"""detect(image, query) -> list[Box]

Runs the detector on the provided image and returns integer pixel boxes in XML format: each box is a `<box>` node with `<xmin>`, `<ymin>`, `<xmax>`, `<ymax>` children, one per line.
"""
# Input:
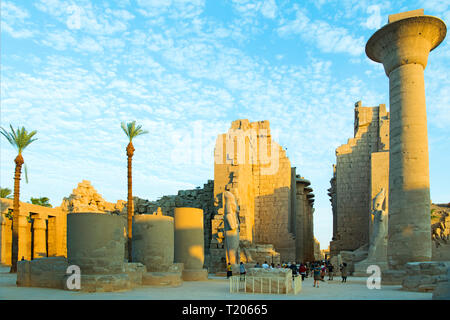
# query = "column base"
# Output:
<box><xmin>66</xmin><ymin>273</ymin><xmax>132</xmax><ymax>292</ymax></box>
<box><xmin>215</xmin><ymin>272</ymin><xmax>227</xmax><ymax>277</ymax></box>
<box><xmin>182</xmin><ymin>268</ymin><xmax>209</xmax><ymax>281</ymax></box>
<box><xmin>433</xmin><ymin>281</ymin><xmax>450</xmax><ymax>300</ymax></box>
<box><xmin>381</xmin><ymin>269</ymin><xmax>407</xmax><ymax>285</ymax></box>
<box><xmin>353</xmin><ymin>260</ymin><xmax>388</xmax><ymax>277</ymax></box>
<box><xmin>142</xmin><ymin>271</ymin><xmax>183</xmax><ymax>287</ymax></box>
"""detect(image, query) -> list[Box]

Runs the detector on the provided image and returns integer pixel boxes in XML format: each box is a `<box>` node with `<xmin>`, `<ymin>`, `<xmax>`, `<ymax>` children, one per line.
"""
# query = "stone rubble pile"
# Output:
<box><xmin>60</xmin><ymin>180</ymin><xmax>125</xmax><ymax>214</ymax></box>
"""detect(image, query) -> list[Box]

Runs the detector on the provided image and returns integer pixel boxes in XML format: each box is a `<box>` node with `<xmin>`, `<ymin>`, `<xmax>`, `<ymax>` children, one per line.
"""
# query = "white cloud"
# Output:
<box><xmin>261</xmin><ymin>0</ymin><xmax>278</xmax><ymax>19</ymax></box>
<box><xmin>232</xmin><ymin>0</ymin><xmax>278</xmax><ymax>20</ymax></box>
<box><xmin>277</xmin><ymin>7</ymin><xmax>365</xmax><ymax>56</ymax></box>
<box><xmin>1</xmin><ymin>1</ymin><xmax>35</xmax><ymax>38</ymax></box>
<box><xmin>137</xmin><ymin>0</ymin><xmax>205</xmax><ymax>20</ymax></box>
<box><xmin>35</xmin><ymin>0</ymin><xmax>133</xmax><ymax>35</ymax></box>
<box><xmin>34</xmin><ymin>0</ymin><xmax>68</xmax><ymax>16</ymax></box>
<box><xmin>419</xmin><ymin>0</ymin><xmax>450</xmax><ymax>23</ymax></box>
<box><xmin>77</xmin><ymin>37</ymin><xmax>104</xmax><ymax>53</ymax></box>
<box><xmin>361</xmin><ymin>4</ymin><xmax>383</xmax><ymax>30</ymax></box>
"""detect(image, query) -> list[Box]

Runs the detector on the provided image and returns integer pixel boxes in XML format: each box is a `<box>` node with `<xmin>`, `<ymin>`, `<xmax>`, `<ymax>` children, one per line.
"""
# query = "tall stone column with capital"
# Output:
<box><xmin>366</xmin><ymin>10</ymin><xmax>446</xmax><ymax>268</ymax></box>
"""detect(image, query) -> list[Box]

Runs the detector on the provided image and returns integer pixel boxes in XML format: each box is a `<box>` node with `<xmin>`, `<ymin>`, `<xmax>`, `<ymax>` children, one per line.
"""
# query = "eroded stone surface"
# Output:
<box><xmin>330</xmin><ymin>102</ymin><xmax>389</xmax><ymax>256</ymax></box>
<box><xmin>61</xmin><ymin>180</ymin><xmax>124</xmax><ymax>214</ymax></box>
<box><xmin>67</xmin><ymin>213</ymin><xmax>125</xmax><ymax>275</ymax></box>
<box><xmin>17</xmin><ymin>257</ymin><xmax>68</xmax><ymax>289</ymax></box>
<box><xmin>402</xmin><ymin>262</ymin><xmax>449</xmax><ymax>292</ymax></box>
<box><xmin>132</xmin><ymin>214</ymin><xmax>175</xmax><ymax>272</ymax></box>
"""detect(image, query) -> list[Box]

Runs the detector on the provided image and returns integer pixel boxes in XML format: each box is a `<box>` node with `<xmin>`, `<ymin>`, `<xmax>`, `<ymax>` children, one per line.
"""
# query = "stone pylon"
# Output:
<box><xmin>366</xmin><ymin>9</ymin><xmax>446</xmax><ymax>269</ymax></box>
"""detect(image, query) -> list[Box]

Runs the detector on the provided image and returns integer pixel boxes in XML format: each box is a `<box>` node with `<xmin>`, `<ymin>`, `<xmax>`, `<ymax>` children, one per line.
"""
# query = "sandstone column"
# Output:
<box><xmin>17</xmin><ymin>215</ymin><xmax>30</xmax><ymax>261</ymax></box>
<box><xmin>295</xmin><ymin>178</ymin><xmax>307</xmax><ymax>262</ymax></box>
<box><xmin>32</xmin><ymin>217</ymin><xmax>47</xmax><ymax>259</ymax></box>
<box><xmin>174</xmin><ymin>207</ymin><xmax>208</xmax><ymax>281</ymax></box>
<box><xmin>132</xmin><ymin>214</ymin><xmax>174</xmax><ymax>270</ymax></box>
<box><xmin>66</xmin><ymin>213</ymin><xmax>134</xmax><ymax>292</ymax></box>
<box><xmin>308</xmin><ymin>201</ymin><xmax>315</xmax><ymax>262</ymax></box>
<box><xmin>132</xmin><ymin>214</ymin><xmax>183</xmax><ymax>287</ymax></box>
<box><xmin>366</xmin><ymin>10</ymin><xmax>446</xmax><ymax>268</ymax></box>
<box><xmin>67</xmin><ymin>213</ymin><xmax>125</xmax><ymax>274</ymax></box>
<box><xmin>0</xmin><ymin>216</ymin><xmax>12</xmax><ymax>265</ymax></box>
<box><xmin>304</xmin><ymin>186</ymin><xmax>314</xmax><ymax>262</ymax></box>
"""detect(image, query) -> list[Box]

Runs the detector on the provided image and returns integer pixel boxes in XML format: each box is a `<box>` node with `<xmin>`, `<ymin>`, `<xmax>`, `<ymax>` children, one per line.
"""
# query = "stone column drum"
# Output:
<box><xmin>366</xmin><ymin>11</ymin><xmax>446</xmax><ymax>268</ymax></box>
<box><xmin>132</xmin><ymin>214</ymin><xmax>174</xmax><ymax>270</ymax></box>
<box><xmin>174</xmin><ymin>207</ymin><xmax>208</xmax><ymax>281</ymax></box>
<box><xmin>132</xmin><ymin>214</ymin><xmax>182</xmax><ymax>286</ymax></box>
<box><xmin>67</xmin><ymin>213</ymin><xmax>125</xmax><ymax>274</ymax></box>
<box><xmin>67</xmin><ymin>213</ymin><xmax>131</xmax><ymax>291</ymax></box>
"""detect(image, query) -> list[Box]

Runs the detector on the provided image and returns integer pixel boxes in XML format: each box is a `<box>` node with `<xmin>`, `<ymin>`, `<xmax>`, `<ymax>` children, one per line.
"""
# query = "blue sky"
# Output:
<box><xmin>1</xmin><ymin>0</ymin><xmax>449</xmax><ymax>250</ymax></box>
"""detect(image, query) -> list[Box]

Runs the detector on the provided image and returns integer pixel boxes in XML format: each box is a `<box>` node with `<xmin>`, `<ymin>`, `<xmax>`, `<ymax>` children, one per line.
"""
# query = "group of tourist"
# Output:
<box><xmin>301</xmin><ymin>260</ymin><xmax>349</xmax><ymax>287</ymax></box>
<box><xmin>226</xmin><ymin>260</ymin><xmax>349</xmax><ymax>286</ymax></box>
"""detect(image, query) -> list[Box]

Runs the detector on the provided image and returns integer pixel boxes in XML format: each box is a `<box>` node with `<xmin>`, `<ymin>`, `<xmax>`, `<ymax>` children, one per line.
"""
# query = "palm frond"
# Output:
<box><xmin>0</xmin><ymin>187</ymin><xmax>13</xmax><ymax>199</ymax></box>
<box><xmin>0</xmin><ymin>125</ymin><xmax>38</xmax><ymax>154</ymax></box>
<box><xmin>121</xmin><ymin>121</ymin><xmax>148</xmax><ymax>141</ymax></box>
<box><xmin>0</xmin><ymin>126</ymin><xmax>15</xmax><ymax>146</ymax></box>
<box><xmin>121</xmin><ymin>121</ymin><xmax>130</xmax><ymax>137</ymax></box>
<box><xmin>24</xmin><ymin>163</ymin><xmax>29</xmax><ymax>184</ymax></box>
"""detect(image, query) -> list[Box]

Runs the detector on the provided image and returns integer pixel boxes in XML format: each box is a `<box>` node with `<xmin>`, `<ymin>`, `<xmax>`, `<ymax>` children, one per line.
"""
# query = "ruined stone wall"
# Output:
<box><xmin>253</xmin><ymin>139</ymin><xmax>295</xmax><ymax>260</ymax></box>
<box><xmin>210</xmin><ymin>120</ymin><xmax>296</xmax><ymax>265</ymax></box>
<box><xmin>132</xmin><ymin>180</ymin><xmax>215</xmax><ymax>256</ymax></box>
<box><xmin>330</xmin><ymin>101</ymin><xmax>390</xmax><ymax>255</ymax></box>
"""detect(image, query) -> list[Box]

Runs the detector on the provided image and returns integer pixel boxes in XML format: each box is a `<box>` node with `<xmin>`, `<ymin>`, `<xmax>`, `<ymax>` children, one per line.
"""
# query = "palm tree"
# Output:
<box><xmin>30</xmin><ymin>197</ymin><xmax>52</xmax><ymax>208</ymax></box>
<box><xmin>121</xmin><ymin>121</ymin><xmax>148</xmax><ymax>262</ymax></box>
<box><xmin>0</xmin><ymin>187</ymin><xmax>13</xmax><ymax>199</ymax></box>
<box><xmin>0</xmin><ymin>125</ymin><xmax>37</xmax><ymax>273</ymax></box>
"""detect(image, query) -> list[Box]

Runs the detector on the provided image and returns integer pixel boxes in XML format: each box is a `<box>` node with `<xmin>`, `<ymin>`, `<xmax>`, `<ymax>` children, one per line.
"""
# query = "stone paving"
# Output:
<box><xmin>0</xmin><ymin>266</ymin><xmax>431</xmax><ymax>300</ymax></box>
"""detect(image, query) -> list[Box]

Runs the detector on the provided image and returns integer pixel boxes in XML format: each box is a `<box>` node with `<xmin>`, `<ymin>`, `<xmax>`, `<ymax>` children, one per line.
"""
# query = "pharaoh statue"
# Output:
<box><xmin>367</xmin><ymin>188</ymin><xmax>388</xmax><ymax>261</ymax></box>
<box><xmin>223</xmin><ymin>184</ymin><xmax>240</xmax><ymax>266</ymax></box>
<box><xmin>153</xmin><ymin>207</ymin><xmax>163</xmax><ymax>215</ymax></box>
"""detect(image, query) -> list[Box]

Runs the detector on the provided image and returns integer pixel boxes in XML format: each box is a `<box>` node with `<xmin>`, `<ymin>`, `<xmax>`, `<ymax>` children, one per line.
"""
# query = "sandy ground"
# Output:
<box><xmin>0</xmin><ymin>266</ymin><xmax>432</xmax><ymax>300</ymax></box>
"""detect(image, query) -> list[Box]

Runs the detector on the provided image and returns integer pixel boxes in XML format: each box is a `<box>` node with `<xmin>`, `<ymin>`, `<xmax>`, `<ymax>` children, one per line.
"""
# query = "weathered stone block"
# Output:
<box><xmin>244</xmin><ymin>268</ymin><xmax>293</xmax><ymax>294</ymax></box>
<box><xmin>402</xmin><ymin>262</ymin><xmax>450</xmax><ymax>292</ymax></box>
<box><xmin>124</xmin><ymin>262</ymin><xmax>147</xmax><ymax>287</ymax></box>
<box><xmin>17</xmin><ymin>257</ymin><xmax>69</xmax><ymax>289</ymax></box>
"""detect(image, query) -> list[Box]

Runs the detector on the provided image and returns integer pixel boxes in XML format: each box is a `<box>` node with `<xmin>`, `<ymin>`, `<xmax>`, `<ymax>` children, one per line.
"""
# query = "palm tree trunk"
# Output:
<box><xmin>126</xmin><ymin>142</ymin><xmax>135</xmax><ymax>262</ymax></box>
<box><xmin>10</xmin><ymin>154</ymin><xmax>24</xmax><ymax>273</ymax></box>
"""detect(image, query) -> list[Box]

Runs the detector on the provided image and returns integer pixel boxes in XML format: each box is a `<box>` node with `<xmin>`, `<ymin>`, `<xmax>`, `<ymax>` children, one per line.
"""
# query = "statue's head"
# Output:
<box><xmin>225</xmin><ymin>184</ymin><xmax>231</xmax><ymax>191</ymax></box>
